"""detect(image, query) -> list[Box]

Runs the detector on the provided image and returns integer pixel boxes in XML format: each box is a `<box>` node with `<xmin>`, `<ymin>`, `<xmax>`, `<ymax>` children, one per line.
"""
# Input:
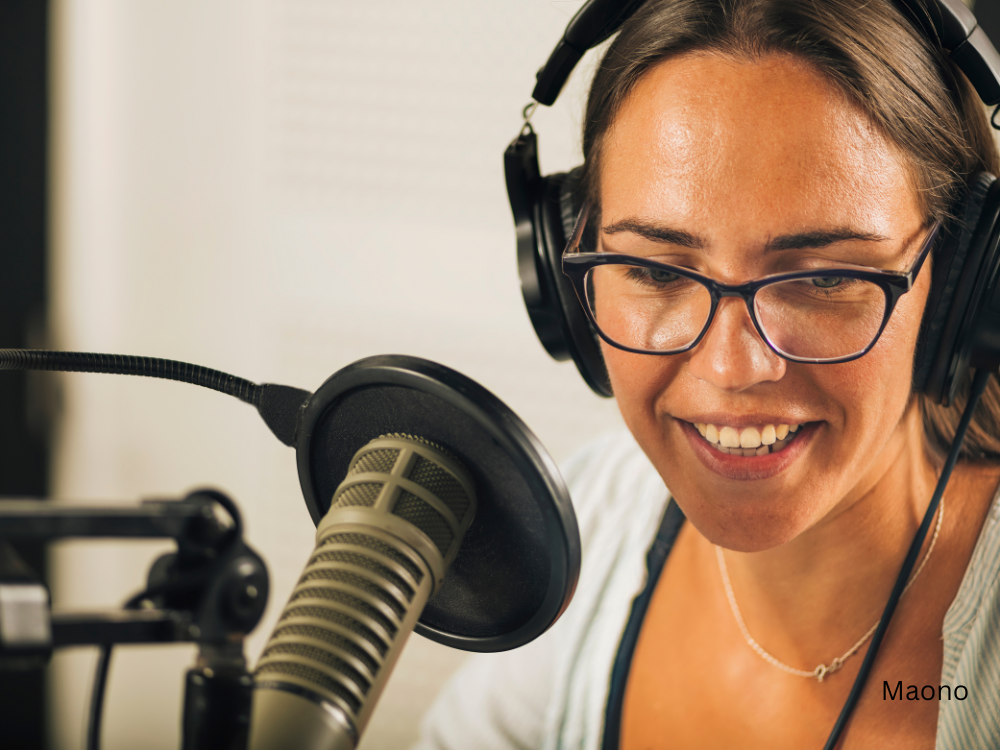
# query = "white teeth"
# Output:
<box><xmin>691</xmin><ymin>421</ymin><xmax>805</xmax><ymax>457</ymax></box>
<box><xmin>720</xmin><ymin>426</ymin><xmax>741</xmax><ymax>448</ymax></box>
<box><xmin>740</xmin><ymin>427</ymin><xmax>762</xmax><ymax>449</ymax></box>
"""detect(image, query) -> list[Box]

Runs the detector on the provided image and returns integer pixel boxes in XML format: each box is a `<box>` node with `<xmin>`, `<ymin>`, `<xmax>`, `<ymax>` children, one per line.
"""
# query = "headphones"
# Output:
<box><xmin>505</xmin><ymin>0</ymin><xmax>1000</xmax><ymax>406</ymax></box>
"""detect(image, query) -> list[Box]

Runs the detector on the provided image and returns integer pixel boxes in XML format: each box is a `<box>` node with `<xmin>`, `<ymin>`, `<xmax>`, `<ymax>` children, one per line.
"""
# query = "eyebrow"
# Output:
<box><xmin>602</xmin><ymin>219</ymin><xmax>703</xmax><ymax>248</ymax></box>
<box><xmin>601</xmin><ymin>218</ymin><xmax>891</xmax><ymax>253</ymax></box>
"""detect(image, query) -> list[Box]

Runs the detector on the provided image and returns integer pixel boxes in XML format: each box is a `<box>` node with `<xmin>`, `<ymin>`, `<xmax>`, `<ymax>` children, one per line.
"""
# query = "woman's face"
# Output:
<box><xmin>599</xmin><ymin>52</ymin><xmax>932</xmax><ymax>552</ymax></box>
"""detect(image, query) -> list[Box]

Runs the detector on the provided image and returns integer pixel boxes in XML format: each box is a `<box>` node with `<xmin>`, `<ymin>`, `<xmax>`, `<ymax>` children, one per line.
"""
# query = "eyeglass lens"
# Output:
<box><xmin>585</xmin><ymin>265</ymin><xmax>889</xmax><ymax>361</ymax></box>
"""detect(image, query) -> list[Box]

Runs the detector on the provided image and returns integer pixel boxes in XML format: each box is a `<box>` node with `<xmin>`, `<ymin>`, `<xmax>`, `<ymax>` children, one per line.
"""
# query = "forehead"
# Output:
<box><xmin>600</xmin><ymin>52</ymin><xmax>919</xmax><ymax>239</ymax></box>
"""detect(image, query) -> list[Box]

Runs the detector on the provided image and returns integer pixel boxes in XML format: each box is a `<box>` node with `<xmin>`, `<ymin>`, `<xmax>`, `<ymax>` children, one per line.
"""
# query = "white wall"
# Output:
<box><xmin>47</xmin><ymin>2</ymin><xmax>623</xmax><ymax>749</ymax></box>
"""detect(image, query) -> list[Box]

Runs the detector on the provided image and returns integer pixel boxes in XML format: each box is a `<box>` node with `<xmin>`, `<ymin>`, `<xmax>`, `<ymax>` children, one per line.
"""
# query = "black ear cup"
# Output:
<box><xmin>539</xmin><ymin>168</ymin><xmax>613</xmax><ymax>397</ymax></box>
<box><xmin>505</xmin><ymin>130</ymin><xmax>612</xmax><ymax>397</ymax></box>
<box><xmin>917</xmin><ymin>172</ymin><xmax>1000</xmax><ymax>405</ymax></box>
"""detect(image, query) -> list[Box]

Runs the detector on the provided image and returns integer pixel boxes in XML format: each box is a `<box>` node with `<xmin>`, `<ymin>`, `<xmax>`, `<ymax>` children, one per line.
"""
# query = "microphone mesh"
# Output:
<box><xmin>311</xmin><ymin>549</ymin><xmax>415</xmax><ymax>601</ymax></box>
<box><xmin>278</xmin><ymin>604</ymin><xmax>388</xmax><ymax>656</ymax></box>
<box><xmin>349</xmin><ymin>449</ymin><xmax>398</xmax><ymax>476</ymax></box>
<box><xmin>254</xmin><ymin>434</ymin><xmax>475</xmax><ymax>736</ymax></box>
<box><xmin>333</xmin><ymin>483</ymin><xmax>383</xmax><ymax>508</ymax></box>
<box><xmin>392</xmin><ymin>491</ymin><xmax>454</xmax><ymax>553</ymax></box>
<box><xmin>409</xmin><ymin>456</ymin><xmax>472</xmax><ymax>518</ymax></box>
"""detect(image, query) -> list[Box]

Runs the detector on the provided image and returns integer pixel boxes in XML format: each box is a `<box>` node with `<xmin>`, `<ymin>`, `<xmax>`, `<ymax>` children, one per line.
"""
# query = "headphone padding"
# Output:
<box><xmin>916</xmin><ymin>172</ymin><xmax>997</xmax><ymax>402</ymax></box>
<box><xmin>538</xmin><ymin>168</ymin><xmax>612</xmax><ymax>397</ymax></box>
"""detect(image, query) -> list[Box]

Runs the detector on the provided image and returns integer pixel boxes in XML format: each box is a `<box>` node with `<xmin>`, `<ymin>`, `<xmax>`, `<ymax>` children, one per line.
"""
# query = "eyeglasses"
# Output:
<box><xmin>562</xmin><ymin>203</ymin><xmax>941</xmax><ymax>364</ymax></box>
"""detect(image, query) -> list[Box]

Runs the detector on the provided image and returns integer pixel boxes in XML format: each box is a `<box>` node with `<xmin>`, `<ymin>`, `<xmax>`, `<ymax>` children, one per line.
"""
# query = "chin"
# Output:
<box><xmin>670</xmin><ymin>482</ymin><xmax>826</xmax><ymax>553</ymax></box>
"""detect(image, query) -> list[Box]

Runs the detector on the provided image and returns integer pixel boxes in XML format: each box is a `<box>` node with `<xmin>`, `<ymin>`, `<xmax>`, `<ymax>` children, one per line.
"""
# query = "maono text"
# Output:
<box><xmin>884</xmin><ymin>681</ymin><xmax>969</xmax><ymax>701</ymax></box>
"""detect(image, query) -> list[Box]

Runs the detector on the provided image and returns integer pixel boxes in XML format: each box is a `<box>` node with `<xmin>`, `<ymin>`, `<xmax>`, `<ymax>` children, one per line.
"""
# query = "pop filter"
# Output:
<box><xmin>294</xmin><ymin>354</ymin><xmax>580</xmax><ymax>652</ymax></box>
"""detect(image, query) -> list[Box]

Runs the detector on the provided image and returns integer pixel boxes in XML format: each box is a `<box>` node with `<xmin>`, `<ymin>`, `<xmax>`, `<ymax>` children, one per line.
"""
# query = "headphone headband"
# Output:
<box><xmin>532</xmin><ymin>0</ymin><xmax>1000</xmax><ymax>107</ymax></box>
<box><xmin>532</xmin><ymin>0</ymin><xmax>645</xmax><ymax>105</ymax></box>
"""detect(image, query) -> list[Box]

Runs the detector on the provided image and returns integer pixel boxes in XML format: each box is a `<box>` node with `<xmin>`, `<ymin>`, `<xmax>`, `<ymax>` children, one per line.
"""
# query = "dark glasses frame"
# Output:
<box><xmin>562</xmin><ymin>203</ymin><xmax>942</xmax><ymax>364</ymax></box>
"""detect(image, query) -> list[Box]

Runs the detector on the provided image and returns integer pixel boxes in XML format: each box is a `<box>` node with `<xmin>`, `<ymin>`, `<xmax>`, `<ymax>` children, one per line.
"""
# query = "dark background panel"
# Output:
<box><xmin>0</xmin><ymin>0</ymin><xmax>51</xmax><ymax>748</ymax></box>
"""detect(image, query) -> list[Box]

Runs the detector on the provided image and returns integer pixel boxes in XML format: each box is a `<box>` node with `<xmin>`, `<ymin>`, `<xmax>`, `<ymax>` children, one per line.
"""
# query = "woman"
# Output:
<box><xmin>416</xmin><ymin>0</ymin><xmax>1000</xmax><ymax>747</ymax></box>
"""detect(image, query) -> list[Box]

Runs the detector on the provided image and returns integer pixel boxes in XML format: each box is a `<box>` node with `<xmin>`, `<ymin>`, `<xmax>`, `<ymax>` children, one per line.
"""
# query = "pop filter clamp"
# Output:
<box><xmin>0</xmin><ymin>489</ymin><xmax>269</xmax><ymax>750</ymax></box>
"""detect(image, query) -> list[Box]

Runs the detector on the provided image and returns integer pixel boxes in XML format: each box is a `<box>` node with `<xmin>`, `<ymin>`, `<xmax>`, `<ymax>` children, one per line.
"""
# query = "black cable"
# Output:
<box><xmin>822</xmin><ymin>368</ymin><xmax>992</xmax><ymax>750</ymax></box>
<box><xmin>0</xmin><ymin>349</ymin><xmax>263</xmax><ymax>406</ymax></box>
<box><xmin>86</xmin><ymin>645</ymin><xmax>113</xmax><ymax>750</ymax></box>
<box><xmin>87</xmin><ymin>593</ymin><xmax>154</xmax><ymax>750</ymax></box>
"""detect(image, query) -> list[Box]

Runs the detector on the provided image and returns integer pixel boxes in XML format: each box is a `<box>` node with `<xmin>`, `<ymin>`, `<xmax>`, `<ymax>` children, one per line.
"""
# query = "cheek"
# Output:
<box><xmin>603</xmin><ymin>343</ymin><xmax>677</xmax><ymax>430</ymax></box>
<box><xmin>866</xmin><ymin>265</ymin><xmax>928</xmax><ymax>383</ymax></box>
<box><xmin>811</xmin><ymin>270</ymin><xmax>930</xmax><ymax>430</ymax></box>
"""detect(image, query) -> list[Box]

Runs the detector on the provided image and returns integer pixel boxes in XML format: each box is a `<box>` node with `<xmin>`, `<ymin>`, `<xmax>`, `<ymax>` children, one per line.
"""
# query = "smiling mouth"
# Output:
<box><xmin>690</xmin><ymin>421</ymin><xmax>803</xmax><ymax>457</ymax></box>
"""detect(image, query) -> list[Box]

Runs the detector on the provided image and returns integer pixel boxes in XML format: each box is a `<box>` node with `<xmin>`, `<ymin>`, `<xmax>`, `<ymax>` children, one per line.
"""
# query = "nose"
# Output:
<box><xmin>685</xmin><ymin>297</ymin><xmax>786</xmax><ymax>391</ymax></box>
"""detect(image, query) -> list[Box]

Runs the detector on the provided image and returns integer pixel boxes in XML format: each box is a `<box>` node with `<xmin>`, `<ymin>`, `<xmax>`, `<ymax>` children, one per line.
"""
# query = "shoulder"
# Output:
<box><xmin>939</xmin><ymin>470</ymin><xmax>1000</xmax><ymax>748</ymax></box>
<box><xmin>527</xmin><ymin>430</ymin><xmax>670</xmax><ymax>749</ymax></box>
<box><xmin>560</xmin><ymin>428</ymin><xmax>668</xmax><ymax>547</ymax></box>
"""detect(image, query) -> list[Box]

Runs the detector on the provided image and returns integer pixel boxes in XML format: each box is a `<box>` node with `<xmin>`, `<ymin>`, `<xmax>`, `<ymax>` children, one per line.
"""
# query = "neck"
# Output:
<box><xmin>708</xmin><ymin>400</ymin><xmax>940</xmax><ymax>663</ymax></box>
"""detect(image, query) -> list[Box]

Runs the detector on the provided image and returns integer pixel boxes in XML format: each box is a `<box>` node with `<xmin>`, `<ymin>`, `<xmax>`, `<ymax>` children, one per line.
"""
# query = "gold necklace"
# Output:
<box><xmin>715</xmin><ymin>498</ymin><xmax>944</xmax><ymax>682</ymax></box>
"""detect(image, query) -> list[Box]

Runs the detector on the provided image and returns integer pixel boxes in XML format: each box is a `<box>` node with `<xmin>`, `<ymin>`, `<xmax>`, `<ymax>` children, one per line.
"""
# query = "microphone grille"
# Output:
<box><xmin>407</xmin><ymin>455</ymin><xmax>473</xmax><ymax>519</ymax></box>
<box><xmin>329</xmin><ymin>434</ymin><xmax>475</xmax><ymax>560</ymax></box>
<box><xmin>348</xmin><ymin>448</ymin><xmax>399</xmax><ymax>476</ymax></box>
<box><xmin>332</xmin><ymin>483</ymin><xmax>382</xmax><ymax>508</ymax></box>
<box><xmin>253</xmin><ymin>434</ymin><xmax>477</xmax><ymax>736</ymax></box>
<box><xmin>392</xmin><ymin>491</ymin><xmax>455</xmax><ymax>554</ymax></box>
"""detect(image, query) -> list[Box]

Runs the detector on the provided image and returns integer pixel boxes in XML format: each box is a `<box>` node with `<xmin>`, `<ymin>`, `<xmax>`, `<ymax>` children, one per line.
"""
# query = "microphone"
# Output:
<box><xmin>250</xmin><ymin>433</ymin><xmax>476</xmax><ymax>749</ymax></box>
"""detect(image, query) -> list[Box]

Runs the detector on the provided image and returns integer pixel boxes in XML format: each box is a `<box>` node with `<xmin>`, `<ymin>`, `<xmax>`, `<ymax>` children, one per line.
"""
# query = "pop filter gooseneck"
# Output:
<box><xmin>0</xmin><ymin>349</ymin><xmax>310</xmax><ymax>447</ymax></box>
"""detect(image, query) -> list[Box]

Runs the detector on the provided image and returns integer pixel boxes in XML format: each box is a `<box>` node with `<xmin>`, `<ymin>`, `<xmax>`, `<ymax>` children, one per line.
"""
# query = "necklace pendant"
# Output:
<box><xmin>814</xmin><ymin>664</ymin><xmax>828</xmax><ymax>682</ymax></box>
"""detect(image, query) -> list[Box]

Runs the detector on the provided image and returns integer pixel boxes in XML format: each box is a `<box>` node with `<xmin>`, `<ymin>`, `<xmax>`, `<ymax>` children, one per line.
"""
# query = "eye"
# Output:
<box><xmin>623</xmin><ymin>266</ymin><xmax>681</xmax><ymax>287</ymax></box>
<box><xmin>649</xmin><ymin>268</ymin><xmax>679</xmax><ymax>284</ymax></box>
<box><xmin>811</xmin><ymin>276</ymin><xmax>844</xmax><ymax>289</ymax></box>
